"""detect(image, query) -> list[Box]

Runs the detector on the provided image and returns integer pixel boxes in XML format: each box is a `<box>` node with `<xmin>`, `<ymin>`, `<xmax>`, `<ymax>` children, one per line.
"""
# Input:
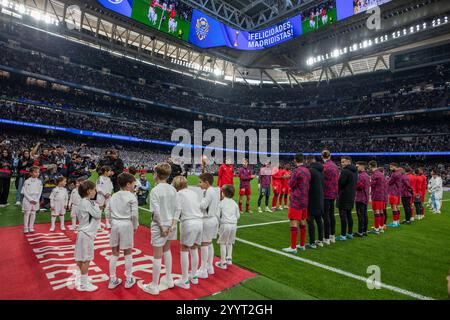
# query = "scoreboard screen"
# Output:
<box><xmin>97</xmin><ymin>0</ymin><xmax>391</xmax><ymax>51</ymax></box>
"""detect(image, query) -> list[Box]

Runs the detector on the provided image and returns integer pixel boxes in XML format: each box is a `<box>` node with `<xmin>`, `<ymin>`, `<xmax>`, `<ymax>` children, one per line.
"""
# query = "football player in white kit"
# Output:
<box><xmin>216</xmin><ymin>184</ymin><xmax>240</xmax><ymax>269</ymax></box>
<box><xmin>141</xmin><ymin>163</ymin><xmax>178</xmax><ymax>295</ymax></box>
<box><xmin>49</xmin><ymin>176</ymin><xmax>69</xmax><ymax>232</ymax></box>
<box><xmin>197</xmin><ymin>173</ymin><xmax>220</xmax><ymax>279</ymax></box>
<box><xmin>106</xmin><ymin>173</ymin><xmax>139</xmax><ymax>290</ymax></box>
<box><xmin>96</xmin><ymin>166</ymin><xmax>113</xmax><ymax>229</ymax></box>
<box><xmin>22</xmin><ymin>166</ymin><xmax>42</xmax><ymax>234</ymax></box>
<box><xmin>68</xmin><ymin>177</ymin><xmax>84</xmax><ymax>230</ymax></box>
<box><xmin>429</xmin><ymin>169</ymin><xmax>443</xmax><ymax>214</ymax></box>
<box><xmin>172</xmin><ymin>176</ymin><xmax>204</xmax><ymax>289</ymax></box>
<box><xmin>74</xmin><ymin>180</ymin><xmax>101</xmax><ymax>292</ymax></box>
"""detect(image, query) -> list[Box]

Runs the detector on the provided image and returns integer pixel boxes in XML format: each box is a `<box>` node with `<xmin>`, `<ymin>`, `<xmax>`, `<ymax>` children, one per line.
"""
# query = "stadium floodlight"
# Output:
<box><xmin>1</xmin><ymin>0</ymin><xmax>7</xmax><ymax>7</ymax></box>
<box><xmin>18</xmin><ymin>4</ymin><xmax>25</xmax><ymax>14</ymax></box>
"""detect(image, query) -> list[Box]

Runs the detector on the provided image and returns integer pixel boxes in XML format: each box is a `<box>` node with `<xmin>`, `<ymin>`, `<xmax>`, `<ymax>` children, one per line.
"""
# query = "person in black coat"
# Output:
<box><xmin>306</xmin><ymin>156</ymin><xmax>324</xmax><ymax>248</ymax></box>
<box><xmin>109</xmin><ymin>150</ymin><xmax>124</xmax><ymax>192</ymax></box>
<box><xmin>336</xmin><ymin>156</ymin><xmax>358</xmax><ymax>240</ymax></box>
<box><xmin>0</xmin><ymin>148</ymin><xmax>13</xmax><ymax>207</ymax></box>
<box><xmin>167</xmin><ymin>157</ymin><xmax>183</xmax><ymax>184</ymax></box>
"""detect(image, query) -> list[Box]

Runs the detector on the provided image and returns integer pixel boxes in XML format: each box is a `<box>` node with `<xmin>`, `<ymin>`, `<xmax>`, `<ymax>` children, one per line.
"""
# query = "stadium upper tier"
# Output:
<box><xmin>1</xmin><ymin>23</ymin><xmax>450</xmax><ymax>124</ymax></box>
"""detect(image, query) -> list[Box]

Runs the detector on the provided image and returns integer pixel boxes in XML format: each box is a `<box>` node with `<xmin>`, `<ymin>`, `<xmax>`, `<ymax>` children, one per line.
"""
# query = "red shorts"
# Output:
<box><xmin>388</xmin><ymin>195</ymin><xmax>400</xmax><ymax>206</ymax></box>
<box><xmin>272</xmin><ymin>185</ymin><xmax>281</xmax><ymax>194</ymax></box>
<box><xmin>239</xmin><ymin>187</ymin><xmax>251</xmax><ymax>196</ymax></box>
<box><xmin>371</xmin><ymin>200</ymin><xmax>386</xmax><ymax>211</ymax></box>
<box><xmin>281</xmin><ymin>186</ymin><xmax>290</xmax><ymax>195</ymax></box>
<box><xmin>288</xmin><ymin>208</ymin><xmax>308</xmax><ymax>221</ymax></box>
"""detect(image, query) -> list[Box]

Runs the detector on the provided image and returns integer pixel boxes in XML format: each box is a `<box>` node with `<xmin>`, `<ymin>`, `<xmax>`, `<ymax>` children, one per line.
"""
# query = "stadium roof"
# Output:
<box><xmin>2</xmin><ymin>0</ymin><xmax>449</xmax><ymax>87</ymax></box>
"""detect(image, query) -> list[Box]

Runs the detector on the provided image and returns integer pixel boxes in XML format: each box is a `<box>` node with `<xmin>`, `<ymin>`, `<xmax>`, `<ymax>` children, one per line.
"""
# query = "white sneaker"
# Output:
<box><xmin>29</xmin><ymin>229</ymin><xmax>35</xmax><ymax>233</ymax></box>
<box><xmin>189</xmin><ymin>274</ymin><xmax>199</xmax><ymax>285</ymax></box>
<box><xmin>330</xmin><ymin>235</ymin><xmax>336</xmax><ymax>243</ymax></box>
<box><xmin>258</xmin><ymin>207</ymin><xmax>263</xmax><ymax>213</ymax></box>
<box><xmin>142</xmin><ymin>282</ymin><xmax>160</xmax><ymax>295</ymax></box>
<box><xmin>207</xmin><ymin>265</ymin><xmax>215</xmax><ymax>275</ymax></box>
<box><xmin>195</xmin><ymin>268</ymin><xmax>208</xmax><ymax>279</ymax></box>
<box><xmin>162</xmin><ymin>276</ymin><xmax>174</xmax><ymax>289</ymax></box>
<box><xmin>174</xmin><ymin>278</ymin><xmax>190</xmax><ymax>289</ymax></box>
<box><xmin>215</xmin><ymin>261</ymin><xmax>227</xmax><ymax>270</ymax></box>
<box><xmin>106</xmin><ymin>223</ymin><xmax>111</xmax><ymax>229</ymax></box>
<box><xmin>108</xmin><ymin>278</ymin><xmax>122</xmax><ymax>289</ymax></box>
<box><xmin>279</xmin><ymin>206</ymin><xmax>283</xmax><ymax>210</ymax></box>
<box><xmin>265</xmin><ymin>207</ymin><xmax>272</xmax><ymax>212</ymax></box>
<box><xmin>23</xmin><ymin>228</ymin><xmax>29</xmax><ymax>234</ymax></box>
<box><xmin>15</xmin><ymin>201</ymin><xmax>21</xmax><ymax>206</ymax></box>
<box><xmin>282</xmin><ymin>247</ymin><xmax>297</xmax><ymax>254</ymax></box>
<box><xmin>323</xmin><ymin>239</ymin><xmax>330</xmax><ymax>245</ymax></box>
<box><xmin>226</xmin><ymin>258</ymin><xmax>232</xmax><ymax>265</ymax></box>
<box><xmin>61</xmin><ymin>225</ymin><xmax>66</xmax><ymax>231</ymax></box>
<box><xmin>49</xmin><ymin>226</ymin><xmax>55</xmax><ymax>232</ymax></box>
<box><xmin>316</xmin><ymin>241</ymin><xmax>324</xmax><ymax>247</ymax></box>
<box><xmin>124</xmin><ymin>277</ymin><xmax>136</xmax><ymax>289</ymax></box>
<box><xmin>77</xmin><ymin>283</ymin><xmax>98</xmax><ymax>292</ymax></box>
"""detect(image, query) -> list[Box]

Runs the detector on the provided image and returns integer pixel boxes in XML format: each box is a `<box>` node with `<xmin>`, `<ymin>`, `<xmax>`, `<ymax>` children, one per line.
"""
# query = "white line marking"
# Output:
<box><xmin>238</xmin><ymin>220</ymin><xmax>289</xmax><ymax>229</ymax></box>
<box><xmin>235</xmin><ymin>237</ymin><xmax>434</xmax><ymax>300</ymax></box>
<box><xmin>139</xmin><ymin>206</ymin><xmax>151</xmax><ymax>212</ymax></box>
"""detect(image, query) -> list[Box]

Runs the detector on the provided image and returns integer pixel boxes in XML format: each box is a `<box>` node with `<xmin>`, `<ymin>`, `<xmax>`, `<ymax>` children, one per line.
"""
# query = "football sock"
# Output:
<box><xmin>220</xmin><ymin>244</ymin><xmax>227</xmax><ymax>263</ymax></box>
<box><xmin>374</xmin><ymin>213</ymin><xmax>380</xmax><ymax>229</ymax></box>
<box><xmin>200</xmin><ymin>246</ymin><xmax>208</xmax><ymax>271</ymax></box>
<box><xmin>50</xmin><ymin>216</ymin><xmax>56</xmax><ymax>229</ymax></box>
<box><xmin>109</xmin><ymin>255</ymin><xmax>118</xmax><ymax>281</ymax></box>
<box><xmin>163</xmin><ymin>250</ymin><xmax>172</xmax><ymax>279</ymax></box>
<box><xmin>59</xmin><ymin>215</ymin><xmax>65</xmax><ymax>228</ymax></box>
<box><xmin>80</xmin><ymin>274</ymin><xmax>88</xmax><ymax>287</ymax></box>
<box><xmin>207</xmin><ymin>244</ymin><xmax>214</xmax><ymax>268</ymax></box>
<box><xmin>300</xmin><ymin>224</ymin><xmax>306</xmax><ymax>247</ymax></box>
<box><xmin>124</xmin><ymin>254</ymin><xmax>133</xmax><ymax>280</ymax></box>
<box><xmin>226</xmin><ymin>244</ymin><xmax>233</xmax><ymax>260</ymax></box>
<box><xmin>290</xmin><ymin>226</ymin><xmax>298</xmax><ymax>249</ymax></box>
<box><xmin>71</xmin><ymin>217</ymin><xmax>76</xmax><ymax>227</ymax></box>
<box><xmin>272</xmin><ymin>195</ymin><xmax>278</xmax><ymax>208</ymax></box>
<box><xmin>180</xmin><ymin>251</ymin><xmax>189</xmax><ymax>282</ymax></box>
<box><xmin>29</xmin><ymin>212</ymin><xmax>36</xmax><ymax>229</ymax></box>
<box><xmin>23</xmin><ymin>211</ymin><xmax>30</xmax><ymax>230</ymax></box>
<box><xmin>239</xmin><ymin>201</ymin><xmax>243</xmax><ymax>212</ymax></box>
<box><xmin>246</xmin><ymin>202</ymin><xmax>250</xmax><ymax>212</ymax></box>
<box><xmin>190</xmin><ymin>248</ymin><xmax>199</xmax><ymax>276</ymax></box>
<box><xmin>152</xmin><ymin>258</ymin><xmax>161</xmax><ymax>286</ymax></box>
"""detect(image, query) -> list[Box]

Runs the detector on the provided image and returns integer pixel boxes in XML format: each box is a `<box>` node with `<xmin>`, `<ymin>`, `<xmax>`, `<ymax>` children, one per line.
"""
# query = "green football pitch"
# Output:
<box><xmin>302</xmin><ymin>8</ymin><xmax>337</xmax><ymax>34</ymax></box>
<box><xmin>0</xmin><ymin>172</ymin><xmax>449</xmax><ymax>300</ymax></box>
<box><xmin>131</xmin><ymin>0</ymin><xmax>190</xmax><ymax>41</ymax></box>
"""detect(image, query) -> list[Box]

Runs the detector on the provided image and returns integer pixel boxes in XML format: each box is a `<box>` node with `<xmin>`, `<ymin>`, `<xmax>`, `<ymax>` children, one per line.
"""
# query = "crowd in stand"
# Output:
<box><xmin>1</xmin><ymin>22</ymin><xmax>450</xmax><ymax>122</ymax></box>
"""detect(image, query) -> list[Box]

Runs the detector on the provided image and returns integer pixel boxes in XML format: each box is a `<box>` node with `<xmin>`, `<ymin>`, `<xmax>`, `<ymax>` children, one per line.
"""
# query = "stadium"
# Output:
<box><xmin>0</xmin><ymin>0</ymin><xmax>449</xmax><ymax>304</ymax></box>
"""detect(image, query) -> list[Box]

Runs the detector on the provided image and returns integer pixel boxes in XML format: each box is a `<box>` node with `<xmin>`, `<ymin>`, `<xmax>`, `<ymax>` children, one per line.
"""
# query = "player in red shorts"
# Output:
<box><xmin>217</xmin><ymin>158</ymin><xmax>234</xmax><ymax>189</ymax></box>
<box><xmin>282</xmin><ymin>153</ymin><xmax>311</xmax><ymax>253</ymax></box>
<box><xmin>387</xmin><ymin>163</ymin><xmax>402</xmax><ymax>227</ymax></box>
<box><xmin>238</xmin><ymin>158</ymin><xmax>254</xmax><ymax>213</ymax></box>
<box><xmin>368</xmin><ymin>161</ymin><xmax>386</xmax><ymax>234</ymax></box>
<box><xmin>271</xmin><ymin>165</ymin><xmax>283</xmax><ymax>210</ymax></box>
<box><xmin>280</xmin><ymin>163</ymin><xmax>291</xmax><ymax>210</ymax></box>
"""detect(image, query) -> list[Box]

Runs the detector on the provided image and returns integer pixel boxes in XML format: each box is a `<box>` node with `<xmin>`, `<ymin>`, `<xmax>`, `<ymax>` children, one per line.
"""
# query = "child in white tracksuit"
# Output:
<box><xmin>68</xmin><ymin>178</ymin><xmax>83</xmax><ymax>230</ymax></box>
<box><xmin>429</xmin><ymin>170</ymin><xmax>443</xmax><ymax>214</ymax></box>
<box><xmin>96</xmin><ymin>166</ymin><xmax>113</xmax><ymax>228</ymax></box>
<box><xmin>49</xmin><ymin>176</ymin><xmax>69</xmax><ymax>232</ymax></box>
<box><xmin>74</xmin><ymin>180</ymin><xmax>102</xmax><ymax>292</ymax></box>
<box><xmin>172</xmin><ymin>176</ymin><xmax>203</xmax><ymax>290</ymax></box>
<box><xmin>216</xmin><ymin>185</ymin><xmax>240</xmax><ymax>269</ymax></box>
<box><xmin>22</xmin><ymin>166</ymin><xmax>42</xmax><ymax>234</ymax></box>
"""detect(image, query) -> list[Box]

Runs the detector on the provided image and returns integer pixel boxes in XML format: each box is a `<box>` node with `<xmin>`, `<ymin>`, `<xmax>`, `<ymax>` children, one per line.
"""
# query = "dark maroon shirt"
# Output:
<box><xmin>370</xmin><ymin>169</ymin><xmax>387</xmax><ymax>202</ymax></box>
<box><xmin>238</xmin><ymin>167</ymin><xmax>252</xmax><ymax>189</ymax></box>
<box><xmin>355</xmin><ymin>171</ymin><xmax>370</xmax><ymax>204</ymax></box>
<box><xmin>289</xmin><ymin>164</ymin><xmax>311</xmax><ymax>210</ymax></box>
<box><xmin>323</xmin><ymin>160</ymin><xmax>339</xmax><ymax>200</ymax></box>
<box><xmin>388</xmin><ymin>169</ymin><xmax>402</xmax><ymax>197</ymax></box>
<box><xmin>401</xmin><ymin>174</ymin><xmax>413</xmax><ymax>197</ymax></box>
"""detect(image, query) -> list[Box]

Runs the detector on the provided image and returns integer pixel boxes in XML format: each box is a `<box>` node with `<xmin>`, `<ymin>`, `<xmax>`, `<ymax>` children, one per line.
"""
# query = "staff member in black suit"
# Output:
<box><xmin>306</xmin><ymin>156</ymin><xmax>324</xmax><ymax>249</ymax></box>
<box><xmin>336</xmin><ymin>156</ymin><xmax>357</xmax><ymax>241</ymax></box>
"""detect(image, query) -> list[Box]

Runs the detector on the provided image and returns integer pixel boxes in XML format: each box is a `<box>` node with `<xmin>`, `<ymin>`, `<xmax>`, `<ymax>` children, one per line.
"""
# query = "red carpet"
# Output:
<box><xmin>0</xmin><ymin>223</ymin><xmax>256</xmax><ymax>300</ymax></box>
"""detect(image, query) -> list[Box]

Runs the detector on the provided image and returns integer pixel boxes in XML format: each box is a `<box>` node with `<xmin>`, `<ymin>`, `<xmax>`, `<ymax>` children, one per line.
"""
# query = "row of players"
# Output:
<box><xmin>21</xmin><ymin>164</ymin><xmax>239</xmax><ymax>293</ymax></box>
<box><xmin>219</xmin><ymin>151</ymin><xmax>443</xmax><ymax>252</ymax></box>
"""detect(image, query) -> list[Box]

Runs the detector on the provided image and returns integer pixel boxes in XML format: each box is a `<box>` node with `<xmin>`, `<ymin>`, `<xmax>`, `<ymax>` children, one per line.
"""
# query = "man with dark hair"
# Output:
<box><xmin>400</xmin><ymin>166</ymin><xmax>414</xmax><ymax>224</ymax></box>
<box><xmin>321</xmin><ymin>149</ymin><xmax>339</xmax><ymax>245</ymax></box>
<box><xmin>336</xmin><ymin>156</ymin><xmax>357</xmax><ymax>241</ymax></box>
<box><xmin>282</xmin><ymin>153</ymin><xmax>311</xmax><ymax>253</ymax></box>
<box><xmin>305</xmin><ymin>156</ymin><xmax>324</xmax><ymax>249</ymax></box>
<box><xmin>387</xmin><ymin>162</ymin><xmax>402</xmax><ymax>227</ymax></box>
<box><xmin>355</xmin><ymin>161</ymin><xmax>370</xmax><ymax>237</ymax></box>
<box><xmin>369</xmin><ymin>161</ymin><xmax>386</xmax><ymax>234</ymax></box>
<box><xmin>167</xmin><ymin>157</ymin><xmax>183</xmax><ymax>185</ymax></box>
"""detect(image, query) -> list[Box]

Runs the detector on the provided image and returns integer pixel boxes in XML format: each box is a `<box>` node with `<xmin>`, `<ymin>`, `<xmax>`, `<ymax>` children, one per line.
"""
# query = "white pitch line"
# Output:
<box><xmin>238</xmin><ymin>220</ymin><xmax>289</xmax><ymax>229</ymax></box>
<box><xmin>235</xmin><ymin>237</ymin><xmax>434</xmax><ymax>300</ymax></box>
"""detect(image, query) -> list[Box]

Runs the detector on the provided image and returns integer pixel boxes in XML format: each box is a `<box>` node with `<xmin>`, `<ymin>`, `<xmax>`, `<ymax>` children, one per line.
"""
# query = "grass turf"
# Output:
<box><xmin>0</xmin><ymin>173</ymin><xmax>448</xmax><ymax>300</ymax></box>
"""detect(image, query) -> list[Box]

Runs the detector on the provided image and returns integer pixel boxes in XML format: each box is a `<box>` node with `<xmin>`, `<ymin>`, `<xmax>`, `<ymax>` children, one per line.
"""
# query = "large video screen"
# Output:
<box><xmin>98</xmin><ymin>0</ymin><xmax>391</xmax><ymax>51</ymax></box>
<box><xmin>98</xmin><ymin>0</ymin><xmax>192</xmax><ymax>41</ymax></box>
